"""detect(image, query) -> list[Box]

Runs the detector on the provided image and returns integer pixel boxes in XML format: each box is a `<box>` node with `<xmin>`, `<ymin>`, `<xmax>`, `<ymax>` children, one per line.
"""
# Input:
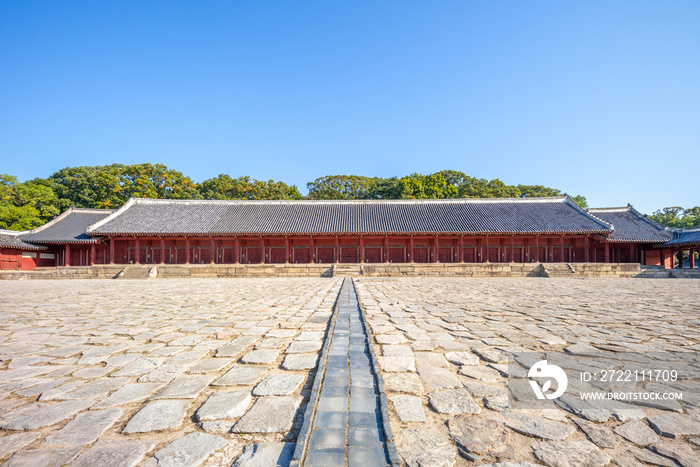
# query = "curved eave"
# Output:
<box><xmin>651</xmin><ymin>241</ymin><xmax>700</xmax><ymax>249</ymax></box>
<box><xmin>0</xmin><ymin>243</ymin><xmax>47</xmax><ymax>251</ymax></box>
<box><xmin>94</xmin><ymin>229</ymin><xmax>612</xmax><ymax>237</ymax></box>
<box><xmin>27</xmin><ymin>238</ymin><xmax>101</xmax><ymax>244</ymax></box>
<box><xmin>606</xmin><ymin>238</ymin><xmax>672</xmax><ymax>244</ymax></box>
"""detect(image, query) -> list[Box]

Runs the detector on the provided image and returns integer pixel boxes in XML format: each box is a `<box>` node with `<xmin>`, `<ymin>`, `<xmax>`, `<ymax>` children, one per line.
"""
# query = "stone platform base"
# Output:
<box><xmin>2</xmin><ymin>262</ymin><xmax>696</xmax><ymax>279</ymax></box>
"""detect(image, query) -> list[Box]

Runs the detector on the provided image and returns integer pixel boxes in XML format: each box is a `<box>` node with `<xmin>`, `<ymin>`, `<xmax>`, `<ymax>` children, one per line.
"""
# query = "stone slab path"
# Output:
<box><xmin>297</xmin><ymin>278</ymin><xmax>395</xmax><ymax>467</ymax></box>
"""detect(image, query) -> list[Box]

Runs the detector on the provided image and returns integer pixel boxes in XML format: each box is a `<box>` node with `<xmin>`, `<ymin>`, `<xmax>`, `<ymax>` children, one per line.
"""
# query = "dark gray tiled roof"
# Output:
<box><xmin>587</xmin><ymin>207</ymin><xmax>673</xmax><ymax>243</ymax></box>
<box><xmin>0</xmin><ymin>231</ymin><xmax>45</xmax><ymax>250</ymax></box>
<box><xmin>88</xmin><ymin>197</ymin><xmax>613</xmax><ymax>236</ymax></box>
<box><xmin>21</xmin><ymin>208</ymin><xmax>114</xmax><ymax>244</ymax></box>
<box><xmin>662</xmin><ymin>228</ymin><xmax>700</xmax><ymax>247</ymax></box>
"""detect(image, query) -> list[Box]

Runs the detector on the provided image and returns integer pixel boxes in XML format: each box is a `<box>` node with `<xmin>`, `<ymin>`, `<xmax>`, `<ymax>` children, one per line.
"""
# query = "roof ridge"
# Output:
<box><xmin>588</xmin><ymin>206</ymin><xmax>632</xmax><ymax>212</ymax></box>
<box><xmin>126</xmin><ymin>196</ymin><xmax>571</xmax><ymax>206</ymax></box>
<box><xmin>70</xmin><ymin>208</ymin><xmax>116</xmax><ymax>213</ymax></box>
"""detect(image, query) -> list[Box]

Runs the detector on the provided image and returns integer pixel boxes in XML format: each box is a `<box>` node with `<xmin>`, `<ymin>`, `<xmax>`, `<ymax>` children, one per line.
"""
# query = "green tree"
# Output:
<box><xmin>306</xmin><ymin>175</ymin><xmax>377</xmax><ymax>199</ymax></box>
<box><xmin>367</xmin><ymin>177</ymin><xmax>403</xmax><ymax>199</ymax></box>
<box><xmin>198</xmin><ymin>175</ymin><xmax>302</xmax><ymax>200</ymax></box>
<box><xmin>397</xmin><ymin>173</ymin><xmax>458</xmax><ymax>199</ymax></box>
<box><xmin>649</xmin><ymin>207</ymin><xmax>700</xmax><ymax>228</ymax></box>
<box><xmin>516</xmin><ymin>185</ymin><xmax>562</xmax><ymax>198</ymax></box>
<box><xmin>0</xmin><ymin>175</ymin><xmax>64</xmax><ymax>230</ymax></box>
<box><xmin>570</xmin><ymin>195</ymin><xmax>588</xmax><ymax>208</ymax></box>
<box><xmin>50</xmin><ymin>163</ymin><xmax>198</xmax><ymax>208</ymax></box>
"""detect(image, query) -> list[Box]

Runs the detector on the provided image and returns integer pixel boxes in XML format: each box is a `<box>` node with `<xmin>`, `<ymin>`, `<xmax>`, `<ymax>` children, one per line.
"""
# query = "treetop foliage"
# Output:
<box><xmin>648</xmin><ymin>207</ymin><xmax>700</xmax><ymax>229</ymax></box>
<box><xmin>2</xmin><ymin>163</ymin><xmax>695</xmax><ymax>231</ymax></box>
<box><xmin>305</xmin><ymin>170</ymin><xmax>585</xmax><ymax>205</ymax></box>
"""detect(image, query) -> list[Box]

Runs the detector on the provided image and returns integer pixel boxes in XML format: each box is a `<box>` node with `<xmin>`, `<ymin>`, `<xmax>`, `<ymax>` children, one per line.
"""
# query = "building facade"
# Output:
<box><xmin>1</xmin><ymin>197</ymin><xmax>698</xmax><ymax>270</ymax></box>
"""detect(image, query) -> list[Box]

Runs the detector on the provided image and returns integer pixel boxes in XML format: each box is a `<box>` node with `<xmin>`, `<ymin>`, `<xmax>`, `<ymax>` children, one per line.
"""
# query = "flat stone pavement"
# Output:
<box><xmin>0</xmin><ymin>278</ymin><xmax>342</xmax><ymax>466</ymax></box>
<box><xmin>356</xmin><ymin>278</ymin><xmax>700</xmax><ymax>467</ymax></box>
<box><xmin>1</xmin><ymin>277</ymin><xmax>699</xmax><ymax>467</ymax></box>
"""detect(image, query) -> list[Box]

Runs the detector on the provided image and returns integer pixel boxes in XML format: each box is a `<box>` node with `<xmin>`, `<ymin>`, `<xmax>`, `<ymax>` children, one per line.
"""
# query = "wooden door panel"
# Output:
<box><xmin>269</xmin><ymin>248</ymin><xmax>286</xmax><ymax>263</ymax></box>
<box><xmin>364</xmin><ymin>247</ymin><xmax>382</xmax><ymax>263</ymax></box>
<box><xmin>246</xmin><ymin>247</ymin><xmax>261</xmax><ymax>264</ymax></box>
<box><xmin>340</xmin><ymin>247</ymin><xmax>358</xmax><ymax>263</ymax></box>
<box><xmin>413</xmin><ymin>247</ymin><xmax>429</xmax><ymax>263</ymax></box>
<box><xmin>293</xmin><ymin>248</ymin><xmax>309</xmax><ymax>264</ymax></box>
<box><xmin>438</xmin><ymin>247</ymin><xmax>453</xmax><ymax>263</ymax></box>
<box><xmin>388</xmin><ymin>247</ymin><xmax>405</xmax><ymax>263</ymax></box>
<box><xmin>317</xmin><ymin>247</ymin><xmax>335</xmax><ymax>264</ymax></box>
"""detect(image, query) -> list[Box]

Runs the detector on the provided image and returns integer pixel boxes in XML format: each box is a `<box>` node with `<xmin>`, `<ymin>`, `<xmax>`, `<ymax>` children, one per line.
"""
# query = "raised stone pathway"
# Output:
<box><xmin>295</xmin><ymin>278</ymin><xmax>397</xmax><ymax>466</ymax></box>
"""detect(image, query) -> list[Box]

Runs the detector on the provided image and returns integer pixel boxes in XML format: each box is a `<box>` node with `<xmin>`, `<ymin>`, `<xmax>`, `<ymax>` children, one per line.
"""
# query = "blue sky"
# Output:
<box><xmin>1</xmin><ymin>1</ymin><xmax>698</xmax><ymax>214</ymax></box>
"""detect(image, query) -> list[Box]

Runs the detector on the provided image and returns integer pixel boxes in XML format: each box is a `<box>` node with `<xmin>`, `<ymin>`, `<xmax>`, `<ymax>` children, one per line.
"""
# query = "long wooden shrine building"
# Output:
<box><xmin>1</xmin><ymin>196</ymin><xmax>698</xmax><ymax>270</ymax></box>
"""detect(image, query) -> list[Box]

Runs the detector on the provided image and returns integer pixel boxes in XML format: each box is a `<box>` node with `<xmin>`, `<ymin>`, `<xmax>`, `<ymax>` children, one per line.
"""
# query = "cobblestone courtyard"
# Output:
<box><xmin>0</xmin><ymin>277</ymin><xmax>699</xmax><ymax>466</ymax></box>
<box><xmin>357</xmin><ymin>278</ymin><xmax>700</xmax><ymax>467</ymax></box>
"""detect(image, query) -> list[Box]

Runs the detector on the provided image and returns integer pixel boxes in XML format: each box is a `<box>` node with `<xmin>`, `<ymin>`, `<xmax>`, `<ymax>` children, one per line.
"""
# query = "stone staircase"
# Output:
<box><xmin>542</xmin><ymin>263</ymin><xmax>577</xmax><ymax>278</ymax></box>
<box><xmin>332</xmin><ymin>264</ymin><xmax>363</xmax><ymax>277</ymax></box>
<box><xmin>114</xmin><ymin>265</ymin><xmax>156</xmax><ymax>279</ymax></box>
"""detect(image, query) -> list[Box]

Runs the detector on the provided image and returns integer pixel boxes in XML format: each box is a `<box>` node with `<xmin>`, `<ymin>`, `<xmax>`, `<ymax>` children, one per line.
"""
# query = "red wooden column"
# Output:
<box><xmin>185</xmin><ymin>237</ymin><xmax>190</xmax><ymax>264</ymax></box>
<box><xmin>90</xmin><ymin>244</ymin><xmax>96</xmax><ymax>266</ymax></box>
<box><xmin>484</xmin><ymin>236</ymin><xmax>489</xmax><ymax>262</ymax></box>
<box><xmin>335</xmin><ymin>236</ymin><xmax>340</xmax><ymax>263</ymax></box>
<box><xmin>384</xmin><ymin>236</ymin><xmax>389</xmax><ymax>263</ymax></box>
<box><xmin>109</xmin><ymin>237</ymin><xmax>115</xmax><ymax>264</ymax></box>
<box><xmin>690</xmin><ymin>249</ymin><xmax>696</xmax><ymax>268</ymax></box>
<box><xmin>534</xmin><ymin>236</ymin><xmax>540</xmax><ymax>262</ymax></box>
<box><xmin>360</xmin><ymin>236</ymin><xmax>364</xmax><ymax>263</ymax></box>
<box><xmin>629</xmin><ymin>243</ymin><xmax>635</xmax><ymax>263</ymax></box>
<box><xmin>476</xmin><ymin>238</ymin><xmax>482</xmax><ymax>262</ymax></box>
<box><xmin>310</xmin><ymin>237</ymin><xmax>315</xmax><ymax>263</ymax></box>
<box><xmin>234</xmin><ymin>238</ymin><xmax>240</xmax><ymax>264</ymax></box>
<box><xmin>65</xmin><ymin>244</ymin><xmax>71</xmax><ymax>266</ymax></box>
<box><xmin>509</xmin><ymin>236</ymin><xmax>514</xmax><ymax>262</ymax></box>
<box><xmin>500</xmin><ymin>238</ymin><xmax>506</xmax><ymax>262</ymax></box>
<box><xmin>134</xmin><ymin>237</ymin><xmax>140</xmax><ymax>264</ymax></box>
<box><xmin>409</xmin><ymin>236</ymin><xmax>414</xmax><ymax>263</ymax></box>
<box><xmin>584</xmin><ymin>236</ymin><xmax>590</xmax><ymax>262</ymax></box>
<box><xmin>459</xmin><ymin>236</ymin><xmax>464</xmax><ymax>262</ymax></box>
<box><xmin>604</xmin><ymin>241</ymin><xmax>610</xmax><ymax>263</ymax></box>
<box><xmin>210</xmin><ymin>237</ymin><xmax>216</xmax><ymax>264</ymax></box>
<box><xmin>160</xmin><ymin>237</ymin><xmax>165</xmax><ymax>264</ymax></box>
<box><xmin>524</xmin><ymin>238</ymin><xmax>529</xmax><ymax>262</ymax></box>
<box><xmin>560</xmin><ymin>236</ymin><xmax>565</xmax><ymax>262</ymax></box>
<box><xmin>434</xmin><ymin>236</ymin><xmax>439</xmax><ymax>263</ymax></box>
<box><xmin>260</xmin><ymin>238</ymin><xmax>265</xmax><ymax>263</ymax></box>
<box><xmin>285</xmin><ymin>237</ymin><xmax>290</xmax><ymax>264</ymax></box>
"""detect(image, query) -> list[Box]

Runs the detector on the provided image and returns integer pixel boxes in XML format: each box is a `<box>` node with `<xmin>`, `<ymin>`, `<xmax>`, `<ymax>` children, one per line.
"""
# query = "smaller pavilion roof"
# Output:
<box><xmin>661</xmin><ymin>228</ymin><xmax>700</xmax><ymax>248</ymax></box>
<box><xmin>20</xmin><ymin>208</ymin><xmax>114</xmax><ymax>244</ymax></box>
<box><xmin>587</xmin><ymin>206</ymin><xmax>673</xmax><ymax>243</ymax></box>
<box><xmin>0</xmin><ymin>230</ymin><xmax>46</xmax><ymax>250</ymax></box>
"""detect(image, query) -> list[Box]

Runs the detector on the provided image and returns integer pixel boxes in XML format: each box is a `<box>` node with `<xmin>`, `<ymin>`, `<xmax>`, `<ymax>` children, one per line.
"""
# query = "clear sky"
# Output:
<box><xmin>1</xmin><ymin>1</ymin><xmax>698</xmax><ymax>214</ymax></box>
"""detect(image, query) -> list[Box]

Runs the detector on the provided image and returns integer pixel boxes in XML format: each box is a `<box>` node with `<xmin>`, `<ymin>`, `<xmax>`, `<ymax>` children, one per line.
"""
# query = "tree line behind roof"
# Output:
<box><xmin>1</xmin><ymin>164</ymin><xmax>697</xmax><ymax>231</ymax></box>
